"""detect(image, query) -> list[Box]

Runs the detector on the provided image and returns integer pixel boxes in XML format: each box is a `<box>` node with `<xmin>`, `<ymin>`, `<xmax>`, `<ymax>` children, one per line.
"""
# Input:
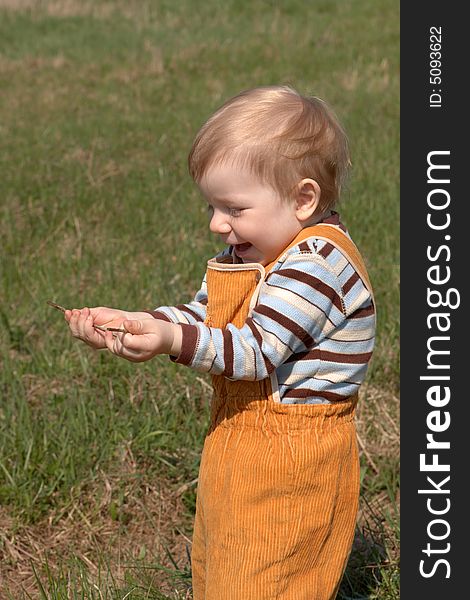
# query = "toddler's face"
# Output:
<box><xmin>199</xmin><ymin>164</ymin><xmax>302</xmax><ymax>266</ymax></box>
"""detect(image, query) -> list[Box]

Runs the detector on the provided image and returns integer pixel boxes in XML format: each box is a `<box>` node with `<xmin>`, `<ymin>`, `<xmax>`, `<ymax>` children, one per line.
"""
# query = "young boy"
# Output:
<box><xmin>66</xmin><ymin>85</ymin><xmax>375</xmax><ymax>599</ymax></box>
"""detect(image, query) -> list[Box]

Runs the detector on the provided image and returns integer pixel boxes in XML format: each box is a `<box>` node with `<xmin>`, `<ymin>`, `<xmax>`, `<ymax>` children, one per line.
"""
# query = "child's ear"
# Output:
<box><xmin>295</xmin><ymin>178</ymin><xmax>321</xmax><ymax>222</ymax></box>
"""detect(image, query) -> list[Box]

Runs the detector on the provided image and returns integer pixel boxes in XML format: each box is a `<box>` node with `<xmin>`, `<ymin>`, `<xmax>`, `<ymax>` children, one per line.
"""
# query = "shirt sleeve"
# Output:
<box><xmin>173</xmin><ymin>252</ymin><xmax>348</xmax><ymax>380</ymax></box>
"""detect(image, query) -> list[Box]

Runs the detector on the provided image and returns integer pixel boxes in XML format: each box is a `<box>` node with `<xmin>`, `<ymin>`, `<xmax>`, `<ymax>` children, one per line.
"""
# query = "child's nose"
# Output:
<box><xmin>209</xmin><ymin>211</ymin><xmax>232</xmax><ymax>235</ymax></box>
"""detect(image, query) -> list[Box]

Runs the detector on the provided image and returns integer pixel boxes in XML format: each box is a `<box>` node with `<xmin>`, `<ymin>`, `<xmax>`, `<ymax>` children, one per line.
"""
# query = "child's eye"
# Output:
<box><xmin>229</xmin><ymin>208</ymin><xmax>243</xmax><ymax>217</ymax></box>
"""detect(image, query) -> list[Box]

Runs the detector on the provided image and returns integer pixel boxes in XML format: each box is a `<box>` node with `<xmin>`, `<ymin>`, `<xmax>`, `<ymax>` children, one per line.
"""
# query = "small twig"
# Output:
<box><xmin>46</xmin><ymin>300</ymin><xmax>68</xmax><ymax>313</ymax></box>
<box><xmin>175</xmin><ymin>478</ymin><xmax>199</xmax><ymax>497</ymax></box>
<box><xmin>94</xmin><ymin>324</ymin><xmax>126</xmax><ymax>333</ymax></box>
<box><xmin>46</xmin><ymin>300</ymin><xmax>126</xmax><ymax>332</ymax></box>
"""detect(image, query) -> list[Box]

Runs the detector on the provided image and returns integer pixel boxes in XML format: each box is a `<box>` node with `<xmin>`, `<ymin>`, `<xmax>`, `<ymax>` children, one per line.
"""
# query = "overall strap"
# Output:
<box><xmin>266</xmin><ymin>224</ymin><xmax>375</xmax><ymax>305</ymax></box>
<box><xmin>307</xmin><ymin>224</ymin><xmax>374</xmax><ymax>302</ymax></box>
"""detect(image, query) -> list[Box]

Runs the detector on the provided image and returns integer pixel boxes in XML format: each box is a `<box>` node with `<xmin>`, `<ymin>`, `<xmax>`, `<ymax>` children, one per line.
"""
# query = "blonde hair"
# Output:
<box><xmin>188</xmin><ymin>85</ymin><xmax>350</xmax><ymax>211</ymax></box>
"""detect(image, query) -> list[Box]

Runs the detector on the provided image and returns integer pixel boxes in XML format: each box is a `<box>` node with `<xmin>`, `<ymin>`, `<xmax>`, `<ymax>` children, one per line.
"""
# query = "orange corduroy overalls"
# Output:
<box><xmin>191</xmin><ymin>224</ymin><xmax>374</xmax><ymax>600</ymax></box>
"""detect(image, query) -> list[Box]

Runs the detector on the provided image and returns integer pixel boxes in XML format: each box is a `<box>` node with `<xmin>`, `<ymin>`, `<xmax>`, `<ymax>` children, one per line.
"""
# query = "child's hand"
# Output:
<box><xmin>103</xmin><ymin>319</ymin><xmax>182</xmax><ymax>362</ymax></box>
<box><xmin>65</xmin><ymin>306</ymin><xmax>129</xmax><ymax>349</ymax></box>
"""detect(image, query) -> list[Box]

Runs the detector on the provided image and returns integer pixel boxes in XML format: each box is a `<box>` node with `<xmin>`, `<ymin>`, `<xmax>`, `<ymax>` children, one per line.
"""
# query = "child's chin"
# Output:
<box><xmin>241</xmin><ymin>254</ymin><xmax>266</xmax><ymax>265</ymax></box>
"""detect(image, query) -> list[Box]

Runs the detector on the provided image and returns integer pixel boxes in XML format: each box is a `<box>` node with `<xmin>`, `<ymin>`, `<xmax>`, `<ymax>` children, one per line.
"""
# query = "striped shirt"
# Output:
<box><xmin>150</xmin><ymin>215</ymin><xmax>375</xmax><ymax>404</ymax></box>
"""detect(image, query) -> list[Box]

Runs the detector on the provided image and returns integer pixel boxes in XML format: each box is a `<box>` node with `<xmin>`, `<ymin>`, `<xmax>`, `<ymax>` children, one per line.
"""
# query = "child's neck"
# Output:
<box><xmin>305</xmin><ymin>209</ymin><xmax>332</xmax><ymax>227</ymax></box>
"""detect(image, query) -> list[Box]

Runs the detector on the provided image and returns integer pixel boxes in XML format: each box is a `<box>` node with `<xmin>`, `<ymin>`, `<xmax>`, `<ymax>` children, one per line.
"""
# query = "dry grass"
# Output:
<box><xmin>0</xmin><ymin>468</ymin><xmax>192</xmax><ymax>598</ymax></box>
<box><xmin>356</xmin><ymin>383</ymin><xmax>400</xmax><ymax>532</ymax></box>
<box><xmin>1</xmin><ymin>1</ymin><xmax>122</xmax><ymax>20</ymax></box>
<box><xmin>357</xmin><ymin>384</ymin><xmax>399</xmax><ymax>470</ymax></box>
<box><xmin>0</xmin><ymin>384</ymin><xmax>399</xmax><ymax>598</ymax></box>
<box><xmin>348</xmin><ymin>385</ymin><xmax>400</xmax><ymax>596</ymax></box>
<box><xmin>0</xmin><ymin>0</ymin><xmax>173</xmax><ymax>30</ymax></box>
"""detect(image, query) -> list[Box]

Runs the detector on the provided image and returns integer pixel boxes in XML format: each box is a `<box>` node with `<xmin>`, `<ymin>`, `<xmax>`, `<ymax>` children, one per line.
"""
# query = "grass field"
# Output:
<box><xmin>0</xmin><ymin>0</ymin><xmax>399</xmax><ymax>597</ymax></box>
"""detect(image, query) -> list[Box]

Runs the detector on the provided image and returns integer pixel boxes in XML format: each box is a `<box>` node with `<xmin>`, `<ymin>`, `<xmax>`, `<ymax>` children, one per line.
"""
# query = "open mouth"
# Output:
<box><xmin>234</xmin><ymin>242</ymin><xmax>252</xmax><ymax>256</ymax></box>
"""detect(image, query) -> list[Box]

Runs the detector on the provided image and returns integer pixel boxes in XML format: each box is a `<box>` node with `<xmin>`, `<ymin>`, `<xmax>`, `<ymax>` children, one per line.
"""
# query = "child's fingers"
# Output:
<box><xmin>69</xmin><ymin>308</ymin><xmax>87</xmax><ymax>336</ymax></box>
<box><xmin>104</xmin><ymin>330</ymin><xmax>145</xmax><ymax>361</ymax></box>
<box><xmin>121</xmin><ymin>321</ymin><xmax>159</xmax><ymax>352</ymax></box>
<box><xmin>68</xmin><ymin>307</ymin><xmax>104</xmax><ymax>347</ymax></box>
<box><xmin>82</xmin><ymin>308</ymin><xmax>97</xmax><ymax>338</ymax></box>
<box><xmin>68</xmin><ymin>308</ymin><xmax>83</xmax><ymax>336</ymax></box>
<box><xmin>122</xmin><ymin>320</ymin><xmax>145</xmax><ymax>335</ymax></box>
<box><xmin>103</xmin><ymin>330</ymin><xmax>116</xmax><ymax>353</ymax></box>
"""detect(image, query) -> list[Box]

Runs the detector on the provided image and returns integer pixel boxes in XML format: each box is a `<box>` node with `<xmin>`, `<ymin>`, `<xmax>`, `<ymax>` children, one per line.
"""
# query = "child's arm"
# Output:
<box><xmin>172</xmin><ymin>251</ymin><xmax>372</xmax><ymax>380</ymax></box>
<box><xmin>102</xmin><ymin>318</ymin><xmax>182</xmax><ymax>361</ymax></box>
<box><xmin>110</xmin><ymin>253</ymin><xmax>347</xmax><ymax>372</ymax></box>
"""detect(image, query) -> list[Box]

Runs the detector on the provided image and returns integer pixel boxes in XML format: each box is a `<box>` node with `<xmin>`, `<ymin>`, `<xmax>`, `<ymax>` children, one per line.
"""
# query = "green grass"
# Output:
<box><xmin>0</xmin><ymin>0</ymin><xmax>399</xmax><ymax>597</ymax></box>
